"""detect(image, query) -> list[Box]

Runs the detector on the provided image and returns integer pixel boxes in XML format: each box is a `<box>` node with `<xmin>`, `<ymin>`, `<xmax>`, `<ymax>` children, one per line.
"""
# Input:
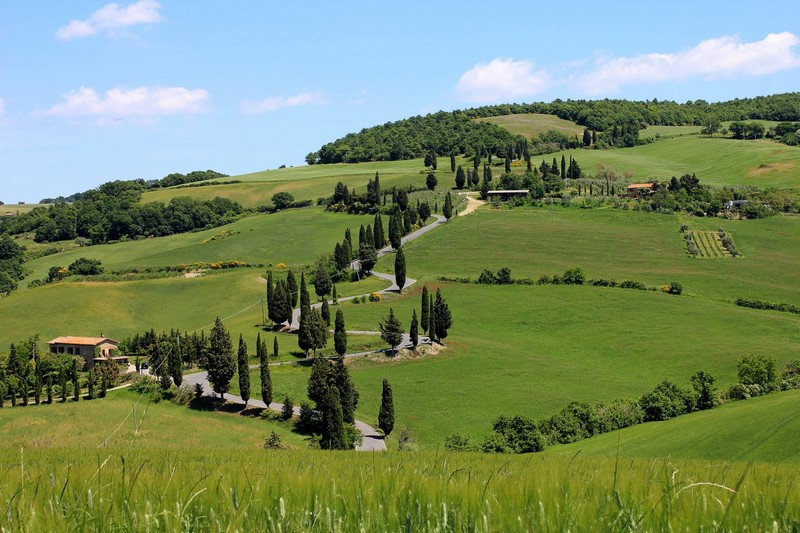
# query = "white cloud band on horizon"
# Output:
<box><xmin>455</xmin><ymin>58</ymin><xmax>551</xmax><ymax>103</ymax></box>
<box><xmin>241</xmin><ymin>91</ymin><xmax>328</xmax><ymax>114</ymax></box>
<box><xmin>56</xmin><ymin>0</ymin><xmax>163</xmax><ymax>40</ymax></box>
<box><xmin>580</xmin><ymin>32</ymin><xmax>800</xmax><ymax>94</ymax></box>
<box><xmin>44</xmin><ymin>86</ymin><xmax>208</xmax><ymax>118</ymax></box>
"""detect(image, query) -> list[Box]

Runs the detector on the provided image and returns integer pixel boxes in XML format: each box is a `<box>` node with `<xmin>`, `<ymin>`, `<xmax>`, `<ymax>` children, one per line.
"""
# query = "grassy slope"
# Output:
<box><xmin>549</xmin><ymin>390</ymin><xmax>800</xmax><ymax>464</ymax></box>
<box><xmin>1</xmin><ymin>387</ymin><xmax>306</xmax><ymax>449</ymax></box>
<box><xmin>478</xmin><ymin>113</ymin><xmax>584</xmax><ymax>138</ymax></box>
<box><xmin>141</xmin><ymin>159</ymin><xmax>450</xmax><ymax>208</ymax></box>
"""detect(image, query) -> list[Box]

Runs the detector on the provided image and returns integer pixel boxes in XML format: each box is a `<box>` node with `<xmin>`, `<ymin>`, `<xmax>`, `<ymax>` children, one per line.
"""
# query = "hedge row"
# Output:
<box><xmin>735</xmin><ymin>297</ymin><xmax>800</xmax><ymax>315</ymax></box>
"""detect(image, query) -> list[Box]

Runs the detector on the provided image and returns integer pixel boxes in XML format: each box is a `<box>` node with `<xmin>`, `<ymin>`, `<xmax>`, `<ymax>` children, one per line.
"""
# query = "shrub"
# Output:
<box><xmin>368</xmin><ymin>292</ymin><xmax>382</xmax><ymax>302</ymax></box>
<box><xmin>594</xmin><ymin>398</ymin><xmax>644</xmax><ymax>433</ymax></box>
<box><xmin>561</xmin><ymin>267</ymin><xmax>585</xmax><ymax>285</ymax></box>
<box><xmin>67</xmin><ymin>257</ymin><xmax>104</xmax><ymax>276</ymax></box>
<box><xmin>444</xmin><ymin>433</ymin><xmax>475</xmax><ymax>451</ymax></box>
<box><xmin>476</xmin><ymin>270</ymin><xmax>496</xmax><ymax>285</ymax></box>
<box><xmin>130</xmin><ymin>374</ymin><xmax>157</xmax><ymax>393</ymax></box>
<box><xmin>538</xmin><ymin>402</ymin><xmax>599</xmax><ymax>445</ymax></box>
<box><xmin>495</xmin><ymin>267</ymin><xmax>513</xmax><ymax>285</ymax></box>
<box><xmin>280</xmin><ymin>396</ymin><xmax>294</xmax><ymax>421</ymax></box>
<box><xmin>736</xmin><ymin>353</ymin><xmax>779</xmax><ymax>393</ymax></box>
<box><xmin>263</xmin><ymin>431</ymin><xmax>285</xmax><ymax>450</ymax></box>
<box><xmin>397</xmin><ymin>429</ymin><xmax>418</xmax><ymax>451</ymax></box>
<box><xmin>491</xmin><ymin>415</ymin><xmax>544</xmax><ymax>453</ymax></box>
<box><xmin>193</xmin><ymin>382</ymin><xmax>204</xmax><ymax>399</ymax></box>
<box><xmin>639</xmin><ymin>380</ymin><xmax>694</xmax><ymax>421</ymax></box>
<box><xmin>780</xmin><ymin>360</ymin><xmax>800</xmax><ymax>390</ymax></box>
<box><xmin>171</xmin><ymin>384</ymin><xmax>195</xmax><ymax>406</ymax></box>
<box><xmin>667</xmin><ymin>281</ymin><xmax>683</xmax><ymax>295</ymax></box>
<box><xmin>480</xmin><ymin>433</ymin><xmax>512</xmax><ymax>453</ymax></box>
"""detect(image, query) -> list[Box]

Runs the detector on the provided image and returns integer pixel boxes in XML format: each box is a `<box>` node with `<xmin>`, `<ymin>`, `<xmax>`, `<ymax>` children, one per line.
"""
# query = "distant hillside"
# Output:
<box><xmin>308</xmin><ymin>93</ymin><xmax>800</xmax><ymax>165</ymax></box>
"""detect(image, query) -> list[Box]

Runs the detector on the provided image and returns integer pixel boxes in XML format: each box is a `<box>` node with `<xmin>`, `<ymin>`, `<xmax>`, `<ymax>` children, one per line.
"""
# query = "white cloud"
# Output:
<box><xmin>580</xmin><ymin>32</ymin><xmax>800</xmax><ymax>94</ymax></box>
<box><xmin>44</xmin><ymin>86</ymin><xmax>208</xmax><ymax>118</ymax></box>
<box><xmin>56</xmin><ymin>0</ymin><xmax>163</xmax><ymax>40</ymax></box>
<box><xmin>241</xmin><ymin>91</ymin><xmax>328</xmax><ymax>114</ymax></box>
<box><xmin>455</xmin><ymin>58</ymin><xmax>551</xmax><ymax>103</ymax></box>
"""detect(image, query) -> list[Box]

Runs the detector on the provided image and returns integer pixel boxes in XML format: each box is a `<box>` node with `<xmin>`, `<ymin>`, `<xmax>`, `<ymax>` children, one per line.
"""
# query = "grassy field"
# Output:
<box><xmin>401</xmin><ymin>207</ymin><xmax>800</xmax><ymax>305</ymax></box>
<box><xmin>550</xmin><ymin>390</ymin><xmax>800</xmax><ymax>464</ymax></box>
<box><xmin>478</xmin><ymin>113</ymin><xmax>585</xmax><ymax>138</ymax></box>
<box><xmin>1</xmin><ymin>447</ymin><xmax>797</xmax><ymax>531</ymax></box>
<box><xmin>17</xmin><ymin>208</ymin><xmax>373</xmax><ymax>286</ymax></box>
<box><xmin>1</xmin><ymin>203</ymin><xmax>49</xmax><ymax>215</ymax></box>
<box><xmin>141</xmin><ymin>159</ymin><xmax>453</xmax><ymax>208</ymax></box>
<box><xmin>235</xmin><ymin>281</ymin><xmax>800</xmax><ymax>448</ymax></box>
<box><xmin>1</xmin><ymin>387</ymin><xmax>306</xmax><ymax>449</ymax></box>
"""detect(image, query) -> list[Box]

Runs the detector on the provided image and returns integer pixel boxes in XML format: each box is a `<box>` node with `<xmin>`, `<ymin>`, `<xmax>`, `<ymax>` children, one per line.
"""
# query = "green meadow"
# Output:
<box><xmin>478</xmin><ymin>113</ymin><xmax>585</xmax><ymax>138</ymax></box>
<box><xmin>550</xmin><ymin>389</ymin><xmax>800</xmax><ymax>464</ymax></box>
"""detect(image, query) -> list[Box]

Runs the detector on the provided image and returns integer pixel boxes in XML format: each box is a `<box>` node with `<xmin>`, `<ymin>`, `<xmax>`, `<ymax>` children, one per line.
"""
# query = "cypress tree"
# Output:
<box><xmin>169</xmin><ymin>339</ymin><xmax>183</xmax><ymax>386</ymax></box>
<box><xmin>60</xmin><ymin>369</ymin><xmax>67</xmax><ymax>402</ymax></box>
<box><xmin>298</xmin><ymin>311</ymin><xmax>312</xmax><ymax>356</ymax></box>
<box><xmin>373</xmin><ymin>214</ymin><xmax>385</xmax><ymax>248</ymax></box>
<box><xmin>9</xmin><ymin>381</ymin><xmax>16</xmax><ymax>406</ymax></box>
<box><xmin>505</xmin><ymin>153</ymin><xmax>512</xmax><ymax>173</ymax></box>
<box><xmin>332</xmin><ymin>284</ymin><xmax>338</xmax><ymax>304</ymax></box>
<box><xmin>300</xmin><ymin>272</ymin><xmax>310</xmax><ymax>313</ymax></box>
<box><xmin>373</xmin><ymin>172</ymin><xmax>381</xmax><ymax>206</ymax></box>
<box><xmin>358</xmin><ymin>225</ymin><xmax>366</xmax><ymax>249</ymax></box>
<box><xmin>237</xmin><ymin>334</ymin><xmax>250</xmax><ymax>406</ymax></box>
<box><xmin>266</xmin><ymin>270</ymin><xmax>274</xmax><ymax>322</ymax></box>
<box><xmin>310</xmin><ymin>308</ymin><xmax>328</xmax><ymax>356</ymax></box>
<box><xmin>335</xmin><ymin>357</ymin><xmax>359</xmax><ymax>424</ymax></box>
<box><xmin>561</xmin><ymin>155</ymin><xmax>566</xmax><ymax>179</ymax></box>
<box><xmin>72</xmin><ymin>359</ymin><xmax>80</xmax><ymax>401</ymax></box>
<box><xmin>450</xmin><ymin>153</ymin><xmax>456</xmax><ymax>173</ymax></box>
<box><xmin>434</xmin><ymin>288</ymin><xmax>453</xmax><ymax>341</ymax></box>
<box><xmin>429</xmin><ymin>299</ymin><xmax>437</xmax><ymax>343</ymax></box>
<box><xmin>365</xmin><ymin>224</ymin><xmax>375</xmax><ymax>247</ymax></box>
<box><xmin>46</xmin><ymin>374</ymin><xmax>53</xmax><ymax>403</ymax></box>
<box><xmin>389</xmin><ymin>213</ymin><xmax>402</xmax><ymax>250</ymax></box>
<box><xmin>455</xmin><ymin>165</ymin><xmax>466</xmax><ymax>189</ymax></box>
<box><xmin>314</xmin><ymin>262</ymin><xmax>332</xmax><ymax>299</ymax></box>
<box><xmin>259</xmin><ymin>334</ymin><xmax>273</xmax><ymax>406</ymax></box>
<box><xmin>273</xmin><ymin>335</ymin><xmax>279</xmax><ymax>359</ymax></box>
<box><xmin>321</xmin><ymin>299</ymin><xmax>331</xmax><ymax>327</ymax></box>
<box><xmin>206</xmin><ymin>317</ymin><xmax>235</xmax><ymax>398</ymax></box>
<box><xmin>443</xmin><ymin>191</ymin><xmax>453</xmax><ymax>220</ymax></box>
<box><xmin>410</xmin><ymin>310</ymin><xmax>419</xmax><ymax>348</ymax></box>
<box><xmin>334</xmin><ymin>309</ymin><xmax>347</xmax><ymax>357</ymax></box>
<box><xmin>100</xmin><ymin>373</ymin><xmax>107</xmax><ymax>398</ymax></box>
<box><xmin>307</xmin><ymin>356</ymin><xmax>334</xmax><ymax>406</ymax></box>
<box><xmin>87</xmin><ymin>370</ymin><xmax>96</xmax><ymax>400</ymax></box>
<box><xmin>0</xmin><ymin>381</ymin><xmax>4</xmax><ymax>408</ymax></box>
<box><xmin>286</xmin><ymin>270</ymin><xmax>298</xmax><ymax>308</ymax></box>
<box><xmin>321</xmin><ymin>386</ymin><xmax>346</xmax><ymax>450</ymax></box>
<box><xmin>394</xmin><ymin>247</ymin><xmax>406</xmax><ymax>293</ymax></box>
<box><xmin>420</xmin><ymin>286</ymin><xmax>430</xmax><ymax>333</ymax></box>
<box><xmin>345</xmin><ymin>228</ymin><xmax>353</xmax><ymax>255</ymax></box>
<box><xmin>378</xmin><ymin>379</ymin><xmax>395</xmax><ymax>436</ymax></box>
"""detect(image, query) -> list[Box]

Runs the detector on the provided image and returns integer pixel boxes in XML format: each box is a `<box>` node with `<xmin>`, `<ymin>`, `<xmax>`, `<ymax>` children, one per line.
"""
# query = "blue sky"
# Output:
<box><xmin>1</xmin><ymin>1</ymin><xmax>799</xmax><ymax>202</ymax></box>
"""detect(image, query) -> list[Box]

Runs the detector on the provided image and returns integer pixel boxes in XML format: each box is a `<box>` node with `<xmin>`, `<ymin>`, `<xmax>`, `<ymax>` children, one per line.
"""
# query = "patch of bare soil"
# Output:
<box><xmin>459</xmin><ymin>194</ymin><xmax>485</xmax><ymax>216</ymax></box>
<box><xmin>747</xmin><ymin>161</ymin><xmax>794</xmax><ymax>177</ymax></box>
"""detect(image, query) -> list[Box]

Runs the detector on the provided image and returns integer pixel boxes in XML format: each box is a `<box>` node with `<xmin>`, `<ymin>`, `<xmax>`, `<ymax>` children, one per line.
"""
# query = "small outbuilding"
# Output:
<box><xmin>626</xmin><ymin>183</ymin><xmax>657</xmax><ymax>198</ymax></box>
<box><xmin>48</xmin><ymin>336</ymin><xmax>122</xmax><ymax>369</ymax></box>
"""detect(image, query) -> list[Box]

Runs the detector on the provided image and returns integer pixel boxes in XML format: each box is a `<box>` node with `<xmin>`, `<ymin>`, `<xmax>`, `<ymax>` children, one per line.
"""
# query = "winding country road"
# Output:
<box><xmin>189</xmin><ymin>213</ymin><xmax>451</xmax><ymax>451</ymax></box>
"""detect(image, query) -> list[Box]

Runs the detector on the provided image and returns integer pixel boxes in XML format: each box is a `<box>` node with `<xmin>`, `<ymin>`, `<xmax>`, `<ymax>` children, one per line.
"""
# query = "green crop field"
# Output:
<box><xmin>478</xmin><ymin>113</ymin><xmax>585</xmax><ymax>138</ymax></box>
<box><xmin>550</xmin><ymin>389</ymin><xmax>800</xmax><ymax>464</ymax></box>
<box><xmin>1</xmin><ymin>203</ymin><xmax>50</xmax><ymax>215</ymax></box>
<box><xmin>142</xmin><ymin>159</ymin><xmax>450</xmax><ymax>208</ymax></box>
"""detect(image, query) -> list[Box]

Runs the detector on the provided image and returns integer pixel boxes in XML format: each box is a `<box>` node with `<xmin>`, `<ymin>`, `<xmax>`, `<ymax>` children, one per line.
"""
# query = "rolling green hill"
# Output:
<box><xmin>478</xmin><ymin>113</ymin><xmax>585</xmax><ymax>138</ymax></box>
<box><xmin>549</xmin><ymin>390</ymin><xmax>800</xmax><ymax>464</ymax></box>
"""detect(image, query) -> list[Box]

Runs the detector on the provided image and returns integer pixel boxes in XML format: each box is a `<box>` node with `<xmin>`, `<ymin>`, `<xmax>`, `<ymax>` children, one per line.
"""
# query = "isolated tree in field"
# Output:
<box><xmin>286</xmin><ymin>270</ymin><xmax>298</xmax><ymax>308</ymax></box>
<box><xmin>358</xmin><ymin>243</ymin><xmax>377</xmax><ymax>273</ymax></box>
<box><xmin>442</xmin><ymin>191</ymin><xmax>453</xmax><ymax>220</ymax></box>
<box><xmin>206</xmin><ymin>317</ymin><xmax>235</xmax><ymax>398</ymax></box>
<box><xmin>273</xmin><ymin>336</ymin><xmax>279</xmax><ymax>359</ymax></box>
<box><xmin>418</xmin><ymin>202</ymin><xmax>431</xmax><ymax>223</ymax></box>
<box><xmin>380</xmin><ymin>308</ymin><xmax>404</xmax><ymax>354</ymax></box>
<box><xmin>420</xmin><ymin>286</ymin><xmax>430</xmax><ymax>333</ymax></box>
<box><xmin>258</xmin><ymin>333</ymin><xmax>273</xmax><ymax>406</ymax></box>
<box><xmin>690</xmin><ymin>370</ymin><xmax>717</xmax><ymax>410</ymax></box>
<box><xmin>321</xmin><ymin>299</ymin><xmax>331</xmax><ymax>326</ymax></box>
<box><xmin>321</xmin><ymin>386</ymin><xmax>346</xmax><ymax>450</ymax></box>
<box><xmin>394</xmin><ymin>247</ymin><xmax>406</xmax><ymax>293</ymax></box>
<box><xmin>426</xmin><ymin>172</ymin><xmax>437</xmax><ymax>191</ymax></box>
<box><xmin>378</xmin><ymin>379</ymin><xmax>395</xmax><ymax>436</ymax></box>
<box><xmin>336</xmin><ymin>357</ymin><xmax>359</xmax><ymax>424</ymax></box>
<box><xmin>434</xmin><ymin>288</ymin><xmax>453</xmax><ymax>341</ymax></box>
<box><xmin>271</xmin><ymin>192</ymin><xmax>294</xmax><ymax>210</ymax></box>
<box><xmin>373</xmin><ymin>213</ymin><xmax>385</xmax><ymax>248</ymax></box>
<box><xmin>455</xmin><ymin>166</ymin><xmax>466</xmax><ymax>189</ymax></box>
<box><xmin>450</xmin><ymin>153</ymin><xmax>456</xmax><ymax>173</ymax></box>
<box><xmin>237</xmin><ymin>334</ymin><xmax>250</xmax><ymax>406</ymax></box>
<box><xmin>314</xmin><ymin>262</ymin><xmax>332</xmax><ymax>299</ymax></box>
<box><xmin>334</xmin><ymin>309</ymin><xmax>347</xmax><ymax>357</ymax></box>
<box><xmin>409</xmin><ymin>309</ymin><xmax>419</xmax><ymax>348</ymax></box>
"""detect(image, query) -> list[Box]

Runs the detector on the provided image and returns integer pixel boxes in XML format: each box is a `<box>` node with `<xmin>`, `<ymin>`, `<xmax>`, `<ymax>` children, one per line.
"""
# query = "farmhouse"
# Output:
<box><xmin>47</xmin><ymin>336</ymin><xmax>124</xmax><ymax>369</ymax></box>
<box><xmin>626</xmin><ymin>183</ymin><xmax>657</xmax><ymax>198</ymax></box>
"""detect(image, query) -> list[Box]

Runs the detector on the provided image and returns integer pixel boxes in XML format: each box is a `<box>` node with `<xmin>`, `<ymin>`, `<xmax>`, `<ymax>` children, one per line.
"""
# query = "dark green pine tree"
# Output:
<box><xmin>237</xmin><ymin>334</ymin><xmax>250</xmax><ymax>406</ymax></box>
<box><xmin>310</xmin><ymin>308</ymin><xmax>328</xmax><ymax>356</ymax></box>
<box><xmin>259</xmin><ymin>334</ymin><xmax>273</xmax><ymax>406</ymax></box>
<box><xmin>560</xmin><ymin>155</ymin><xmax>566</xmax><ymax>179</ymax></box>
<box><xmin>358</xmin><ymin>225</ymin><xmax>366</xmax><ymax>249</ymax></box>
<box><xmin>307</xmin><ymin>356</ymin><xmax>334</xmax><ymax>406</ymax></box>
<box><xmin>434</xmin><ymin>288</ymin><xmax>453</xmax><ymax>341</ymax></box>
<box><xmin>314</xmin><ymin>262</ymin><xmax>332</xmax><ymax>299</ymax></box>
<box><xmin>403</xmin><ymin>209</ymin><xmax>412</xmax><ymax>234</ymax></box>
<box><xmin>373</xmin><ymin>171</ymin><xmax>381</xmax><ymax>206</ymax></box>
<box><xmin>373</xmin><ymin>213</ymin><xmax>385</xmax><ymax>248</ymax></box>
<box><xmin>300</xmin><ymin>272</ymin><xmax>311</xmax><ymax>314</ymax></box>
<box><xmin>72</xmin><ymin>359</ymin><xmax>80</xmax><ymax>401</ymax></box>
<box><xmin>394</xmin><ymin>247</ymin><xmax>406</xmax><ymax>293</ymax></box>
<box><xmin>297</xmin><ymin>310</ymin><xmax>312</xmax><ymax>356</ymax></box>
<box><xmin>480</xmin><ymin>176</ymin><xmax>490</xmax><ymax>200</ymax></box>
<box><xmin>365</xmin><ymin>224</ymin><xmax>375</xmax><ymax>247</ymax></box>
<box><xmin>380</xmin><ymin>308</ymin><xmax>404</xmax><ymax>355</ymax></box>
<box><xmin>583</xmin><ymin>128</ymin><xmax>592</xmax><ymax>146</ymax></box>
<box><xmin>273</xmin><ymin>335</ymin><xmax>279</xmax><ymax>359</ymax></box>
<box><xmin>420</xmin><ymin>286</ymin><xmax>430</xmax><ymax>333</ymax></box>
<box><xmin>429</xmin><ymin>299</ymin><xmax>437</xmax><ymax>343</ymax></box>
<box><xmin>271</xmin><ymin>280</ymin><xmax>291</xmax><ymax>325</ymax></box>
<box><xmin>321</xmin><ymin>386</ymin><xmax>346</xmax><ymax>450</ymax></box>
<box><xmin>450</xmin><ymin>153</ymin><xmax>456</xmax><ymax>173</ymax></box>
<box><xmin>389</xmin><ymin>212</ymin><xmax>403</xmax><ymax>250</ymax></box>
<box><xmin>455</xmin><ymin>165</ymin><xmax>466</xmax><ymax>189</ymax></box>
<box><xmin>334</xmin><ymin>309</ymin><xmax>347</xmax><ymax>357</ymax></box>
<box><xmin>60</xmin><ymin>368</ymin><xmax>67</xmax><ymax>402</ymax></box>
<box><xmin>410</xmin><ymin>310</ymin><xmax>419</xmax><ymax>348</ymax></box>
<box><xmin>321</xmin><ymin>299</ymin><xmax>331</xmax><ymax>327</ymax></box>
<box><xmin>378</xmin><ymin>379</ymin><xmax>395</xmax><ymax>436</ymax></box>
<box><xmin>286</xmin><ymin>270</ymin><xmax>298</xmax><ymax>308</ymax></box>
<box><xmin>443</xmin><ymin>191</ymin><xmax>453</xmax><ymax>220</ymax></box>
<box><xmin>206</xmin><ymin>317</ymin><xmax>235</xmax><ymax>398</ymax></box>
<box><xmin>551</xmin><ymin>157</ymin><xmax>559</xmax><ymax>176</ymax></box>
<box><xmin>335</xmin><ymin>357</ymin><xmax>359</xmax><ymax>424</ymax></box>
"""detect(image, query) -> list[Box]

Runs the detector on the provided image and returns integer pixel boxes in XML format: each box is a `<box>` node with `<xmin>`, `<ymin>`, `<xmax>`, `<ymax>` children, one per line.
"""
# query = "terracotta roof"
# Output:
<box><xmin>627</xmin><ymin>183</ymin><xmax>656</xmax><ymax>189</ymax></box>
<box><xmin>48</xmin><ymin>336</ymin><xmax>119</xmax><ymax>346</ymax></box>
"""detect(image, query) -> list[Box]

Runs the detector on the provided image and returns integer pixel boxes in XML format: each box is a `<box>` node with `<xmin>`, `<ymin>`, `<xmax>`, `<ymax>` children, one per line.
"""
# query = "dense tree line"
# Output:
<box><xmin>307</xmin><ymin>94</ymin><xmax>800</xmax><ymax>167</ymax></box>
<box><xmin>0</xmin><ymin>235</ymin><xmax>26</xmax><ymax>295</ymax></box>
<box><xmin>2</xmin><ymin>179</ymin><xmax>243</xmax><ymax>244</ymax></box>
